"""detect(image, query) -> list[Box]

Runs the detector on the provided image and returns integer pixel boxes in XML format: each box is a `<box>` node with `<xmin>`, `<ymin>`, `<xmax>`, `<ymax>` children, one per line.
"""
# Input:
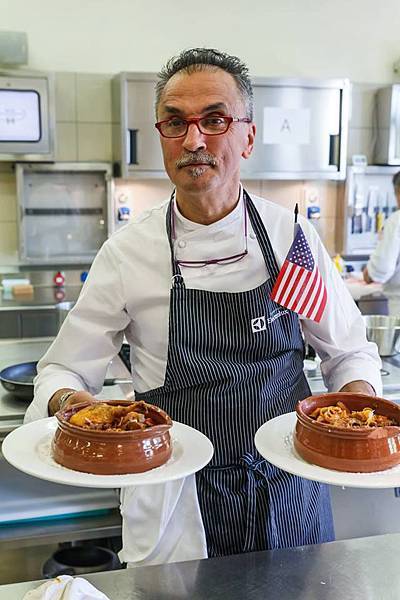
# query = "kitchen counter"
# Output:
<box><xmin>1</xmin><ymin>532</ymin><xmax>400</xmax><ymax>599</ymax></box>
<box><xmin>0</xmin><ymin>285</ymin><xmax>82</xmax><ymax>311</ymax></box>
<box><xmin>306</xmin><ymin>356</ymin><xmax>400</xmax><ymax>398</ymax></box>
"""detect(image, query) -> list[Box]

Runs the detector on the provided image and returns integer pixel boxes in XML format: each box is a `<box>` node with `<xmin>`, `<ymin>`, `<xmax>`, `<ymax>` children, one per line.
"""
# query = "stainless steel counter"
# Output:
<box><xmin>0</xmin><ymin>286</ymin><xmax>82</xmax><ymax>311</ymax></box>
<box><xmin>307</xmin><ymin>357</ymin><xmax>400</xmax><ymax>398</ymax></box>
<box><xmin>1</xmin><ymin>532</ymin><xmax>400</xmax><ymax>599</ymax></box>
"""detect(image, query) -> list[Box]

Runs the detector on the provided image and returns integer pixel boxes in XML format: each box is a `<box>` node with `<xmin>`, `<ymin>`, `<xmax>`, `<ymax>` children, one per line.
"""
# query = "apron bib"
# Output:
<box><xmin>136</xmin><ymin>191</ymin><xmax>334</xmax><ymax>557</ymax></box>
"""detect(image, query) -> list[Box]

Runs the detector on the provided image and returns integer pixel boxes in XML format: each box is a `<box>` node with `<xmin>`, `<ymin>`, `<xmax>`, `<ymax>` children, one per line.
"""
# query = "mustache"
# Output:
<box><xmin>176</xmin><ymin>152</ymin><xmax>217</xmax><ymax>169</ymax></box>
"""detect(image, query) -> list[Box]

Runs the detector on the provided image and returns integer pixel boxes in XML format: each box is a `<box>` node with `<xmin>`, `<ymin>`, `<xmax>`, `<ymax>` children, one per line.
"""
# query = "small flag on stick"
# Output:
<box><xmin>270</xmin><ymin>222</ymin><xmax>327</xmax><ymax>323</ymax></box>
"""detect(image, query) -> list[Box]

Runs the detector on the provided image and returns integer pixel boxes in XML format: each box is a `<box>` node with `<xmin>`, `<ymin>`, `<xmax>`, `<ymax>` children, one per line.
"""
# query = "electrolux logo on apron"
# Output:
<box><xmin>251</xmin><ymin>309</ymin><xmax>290</xmax><ymax>333</ymax></box>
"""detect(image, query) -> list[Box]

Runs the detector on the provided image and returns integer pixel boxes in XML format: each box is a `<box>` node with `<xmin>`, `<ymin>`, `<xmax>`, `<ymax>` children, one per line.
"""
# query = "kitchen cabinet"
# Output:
<box><xmin>0</xmin><ymin>310</ymin><xmax>57</xmax><ymax>339</ymax></box>
<box><xmin>242</xmin><ymin>77</ymin><xmax>349</xmax><ymax>180</ymax></box>
<box><xmin>16</xmin><ymin>163</ymin><xmax>112</xmax><ymax>266</ymax></box>
<box><xmin>112</xmin><ymin>73</ymin><xmax>164</xmax><ymax>178</ymax></box>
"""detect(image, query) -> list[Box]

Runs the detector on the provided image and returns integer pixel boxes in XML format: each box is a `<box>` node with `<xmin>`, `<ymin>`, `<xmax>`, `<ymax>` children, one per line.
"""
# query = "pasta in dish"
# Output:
<box><xmin>69</xmin><ymin>401</ymin><xmax>158</xmax><ymax>431</ymax></box>
<box><xmin>309</xmin><ymin>401</ymin><xmax>397</xmax><ymax>429</ymax></box>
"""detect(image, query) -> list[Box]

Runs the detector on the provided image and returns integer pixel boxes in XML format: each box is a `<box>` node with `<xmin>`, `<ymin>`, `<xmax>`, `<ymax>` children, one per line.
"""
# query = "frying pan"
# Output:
<box><xmin>0</xmin><ymin>361</ymin><xmax>132</xmax><ymax>401</ymax></box>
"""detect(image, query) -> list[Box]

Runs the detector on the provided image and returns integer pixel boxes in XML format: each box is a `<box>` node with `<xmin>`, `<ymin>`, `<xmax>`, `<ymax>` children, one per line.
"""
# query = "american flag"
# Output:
<box><xmin>270</xmin><ymin>224</ymin><xmax>327</xmax><ymax>323</ymax></box>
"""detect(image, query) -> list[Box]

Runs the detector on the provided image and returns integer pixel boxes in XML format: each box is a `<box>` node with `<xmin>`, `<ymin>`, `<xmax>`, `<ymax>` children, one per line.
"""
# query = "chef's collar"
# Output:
<box><xmin>172</xmin><ymin>184</ymin><xmax>244</xmax><ymax>233</ymax></box>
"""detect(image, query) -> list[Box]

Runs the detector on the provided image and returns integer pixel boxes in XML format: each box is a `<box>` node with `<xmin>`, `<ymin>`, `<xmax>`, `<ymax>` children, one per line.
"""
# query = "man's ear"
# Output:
<box><xmin>242</xmin><ymin>123</ymin><xmax>256</xmax><ymax>159</ymax></box>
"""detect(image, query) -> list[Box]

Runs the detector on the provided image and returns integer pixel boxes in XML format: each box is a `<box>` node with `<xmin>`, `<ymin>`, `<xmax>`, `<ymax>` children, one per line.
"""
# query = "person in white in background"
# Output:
<box><xmin>363</xmin><ymin>171</ymin><xmax>400</xmax><ymax>314</ymax></box>
<box><xmin>26</xmin><ymin>48</ymin><xmax>382</xmax><ymax>565</ymax></box>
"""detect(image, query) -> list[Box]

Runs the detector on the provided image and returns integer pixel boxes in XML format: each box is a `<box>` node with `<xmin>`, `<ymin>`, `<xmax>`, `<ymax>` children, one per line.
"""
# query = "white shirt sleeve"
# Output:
<box><xmin>367</xmin><ymin>211</ymin><xmax>400</xmax><ymax>283</ymax></box>
<box><xmin>25</xmin><ymin>241</ymin><xmax>131</xmax><ymax>422</ymax></box>
<box><xmin>299</xmin><ymin>219</ymin><xmax>382</xmax><ymax>395</ymax></box>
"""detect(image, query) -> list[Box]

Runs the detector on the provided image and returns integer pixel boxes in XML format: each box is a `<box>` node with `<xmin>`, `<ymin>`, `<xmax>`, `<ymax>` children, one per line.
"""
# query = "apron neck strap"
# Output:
<box><xmin>166</xmin><ymin>188</ymin><xmax>281</xmax><ymax>286</ymax></box>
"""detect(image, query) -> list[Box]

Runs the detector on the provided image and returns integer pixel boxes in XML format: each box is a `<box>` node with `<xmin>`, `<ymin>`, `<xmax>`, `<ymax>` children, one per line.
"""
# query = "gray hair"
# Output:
<box><xmin>155</xmin><ymin>48</ymin><xmax>253</xmax><ymax>120</ymax></box>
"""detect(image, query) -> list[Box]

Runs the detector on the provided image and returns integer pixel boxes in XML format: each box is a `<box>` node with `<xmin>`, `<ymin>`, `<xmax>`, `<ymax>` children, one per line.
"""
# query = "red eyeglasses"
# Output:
<box><xmin>171</xmin><ymin>197</ymin><xmax>249</xmax><ymax>268</ymax></box>
<box><xmin>156</xmin><ymin>115</ymin><xmax>251</xmax><ymax>139</ymax></box>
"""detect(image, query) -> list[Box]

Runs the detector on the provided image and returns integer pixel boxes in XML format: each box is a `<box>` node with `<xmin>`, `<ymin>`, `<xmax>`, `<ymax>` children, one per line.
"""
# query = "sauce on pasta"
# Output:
<box><xmin>309</xmin><ymin>401</ymin><xmax>396</xmax><ymax>429</ymax></box>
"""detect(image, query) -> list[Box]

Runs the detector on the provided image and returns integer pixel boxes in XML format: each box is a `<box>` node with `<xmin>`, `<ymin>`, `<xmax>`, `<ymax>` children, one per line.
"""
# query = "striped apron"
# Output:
<box><xmin>136</xmin><ymin>190</ymin><xmax>334</xmax><ymax>557</ymax></box>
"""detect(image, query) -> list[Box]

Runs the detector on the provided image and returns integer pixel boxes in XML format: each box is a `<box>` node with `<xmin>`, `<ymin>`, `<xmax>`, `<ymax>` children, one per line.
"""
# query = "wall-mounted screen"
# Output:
<box><xmin>0</xmin><ymin>89</ymin><xmax>41</xmax><ymax>142</ymax></box>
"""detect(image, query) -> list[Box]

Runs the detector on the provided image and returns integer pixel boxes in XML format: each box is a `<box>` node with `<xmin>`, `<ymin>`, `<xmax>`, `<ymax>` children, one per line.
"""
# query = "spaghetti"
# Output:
<box><xmin>309</xmin><ymin>401</ymin><xmax>396</xmax><ymax>429</ymax></box>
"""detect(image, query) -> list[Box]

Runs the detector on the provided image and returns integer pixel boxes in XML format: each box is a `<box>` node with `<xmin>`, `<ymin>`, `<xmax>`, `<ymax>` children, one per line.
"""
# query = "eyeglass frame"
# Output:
<box><xmin>155</xmin><ymin>115</ymin><xmax>251</xmax><ymax>138</ymax></box>
<box><xmin>171</xmin><ymin>194</ymin><xmax>249</xmax><ymax>268</ymax></box>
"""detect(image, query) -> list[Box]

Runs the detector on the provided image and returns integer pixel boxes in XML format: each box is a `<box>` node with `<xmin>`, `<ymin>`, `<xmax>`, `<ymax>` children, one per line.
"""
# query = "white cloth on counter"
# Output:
<box><xmin>22</xmin><ymin>575</ymin><xmax>110</xmax><ymax>600</ymax></box>
<box><xmin>27</xmin><ymin>186</ymin><xmax>382</xmax><ymax>423</ymax></box>
<box><xmin>119</xmin><ymin>475</ymin><xmax>207</xmax><ymax>566</ymax></box>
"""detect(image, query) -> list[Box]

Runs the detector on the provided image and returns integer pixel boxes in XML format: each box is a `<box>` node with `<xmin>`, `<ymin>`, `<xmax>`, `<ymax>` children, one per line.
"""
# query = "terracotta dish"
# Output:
<box><xmin>294</xmin><ymin>392</ymin><xmax>400</xmax><ymax>473</ymax></box>
<box><xmin>52</xmin><ymin>400</ymin><xmax>172</xmax><ymax>475</ymax></box>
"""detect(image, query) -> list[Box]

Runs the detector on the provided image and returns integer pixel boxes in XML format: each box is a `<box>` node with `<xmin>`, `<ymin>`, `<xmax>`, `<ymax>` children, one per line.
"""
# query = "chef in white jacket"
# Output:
<box><xmin>364</xmin><ymin>171</ymin><xmax>400</xmax><ymax>314</ymax></box>
<box><xmin>27</xmin><ymin>48</ymin><xmax>381</xmax><ymax>565</ymax></box>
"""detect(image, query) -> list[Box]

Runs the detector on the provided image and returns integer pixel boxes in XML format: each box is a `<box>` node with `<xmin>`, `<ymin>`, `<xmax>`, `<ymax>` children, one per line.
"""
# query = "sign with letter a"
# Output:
<box><xmin>263</xmin><ymin>107</ymin><xmax>310</xmax><ymax>145</ymax></box>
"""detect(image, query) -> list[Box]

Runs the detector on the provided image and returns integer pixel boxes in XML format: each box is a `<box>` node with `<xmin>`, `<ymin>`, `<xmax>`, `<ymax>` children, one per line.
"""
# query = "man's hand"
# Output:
<box><xmin>363</xmin><ymin>267</ymin><xmax>373</xmax><ymax>284</ymax></box>
<box><xmin>48</xmin><ymin>389</ymin><xmax>97</xmax><ymax>416</ymax></box>
<box><xmin>339</xmin><ymin>380</ymin><xmax>376</xmax><ymax>396</ymax></box>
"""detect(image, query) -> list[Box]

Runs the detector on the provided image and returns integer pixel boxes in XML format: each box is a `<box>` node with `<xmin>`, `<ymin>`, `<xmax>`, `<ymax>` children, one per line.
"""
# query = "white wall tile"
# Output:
<box><xmin>55</xmin><ymin>72</ymin><xmax>77</xmax><ymax>122</ymax></box>
<box><xmin>0</xmin><ymin>173</ymin><xmax>17</xmax><ymax>222</ymax></box>
<box><xmin>77</xmin><ymin>123</ymin><xmax>112</xmax><ymax>161</ymax></box>
<box><xmin>76</xmin><ymin>74</ymin><xmax>112</xmax><ymax>123</ymax></box>
<box><xmin>0</xmin><ymin>222</ymin><xmax>18</xmax><ymax>265</ymax></box>
<box><xmin>55</xmin><ymin>123</ymin><xmax>78</xmax><ymax>161</ymax></box>
<box><xmin>348</xmin><ymin>127</ymin><xmax>375</xmax><ymax>164</ymax></box>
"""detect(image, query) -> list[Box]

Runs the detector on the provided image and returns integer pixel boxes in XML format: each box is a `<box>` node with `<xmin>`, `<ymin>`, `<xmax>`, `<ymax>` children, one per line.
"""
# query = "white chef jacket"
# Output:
<box><xmin>26</xmin><ymin>188</ymin><xmax>382</xmax><ymax>422</ymax></box>
<box><xmin>25</xmin><ymin>187</ymin><xmax>382</xmax><ymax>567</ymax></box>
<box><xmin>367</xmin><ymin>209</ymin><xmax>400</xmax><ymax>294</ymax></box>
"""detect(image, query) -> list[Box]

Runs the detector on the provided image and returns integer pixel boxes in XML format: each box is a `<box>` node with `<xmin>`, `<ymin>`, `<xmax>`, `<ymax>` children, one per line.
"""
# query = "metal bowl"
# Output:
<box><xmin>363</xmin><ymin>315</ymin><xmax>400</xmax><ymax>356</ymax></box>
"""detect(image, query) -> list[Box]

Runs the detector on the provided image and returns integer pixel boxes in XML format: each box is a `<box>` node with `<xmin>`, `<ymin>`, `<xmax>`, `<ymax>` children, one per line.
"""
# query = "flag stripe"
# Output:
<box><xmin>289</xmin><ymin>269</ymin><xmax>313</xmax><ymax>311</ymax></box>
<box><xmin>308</xmin><ymin>273</ymin><xmax>324</xmax><ymax>320</ymax></box>
<box><xmin>305</xmin><ymin>271</ymin><xmax>323</xmax><ymax>319</ymax></box>
<box><xmin>286</xmin><ymin>267</ymin><xmax>309</xmax><ymax>310</ymax></box>
<box><xmin>313</xmin><ymin>284</ymin><xmax>327</xmax><ymax>323</ymax></box>
<box><xmin>280</xmin><ymin>264</ymin><xmax>302</xmax><ymax>306</ymax></box>
<box><xmin>298</xmin><ymin>268</ymin><xmax>319</xmax><ymax>315</ymax></box>
<box><xmin>271</xmin><ymin>261</ymin><xmax>294</xmax><ymax>303</ymax></box>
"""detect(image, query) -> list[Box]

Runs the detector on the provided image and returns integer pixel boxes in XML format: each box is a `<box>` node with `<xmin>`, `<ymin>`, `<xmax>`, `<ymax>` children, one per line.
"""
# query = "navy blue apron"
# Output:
<box><xmin>136</xmin><ymin>190</ymin><xmax>334</xmax><ymax>557</ymax></box>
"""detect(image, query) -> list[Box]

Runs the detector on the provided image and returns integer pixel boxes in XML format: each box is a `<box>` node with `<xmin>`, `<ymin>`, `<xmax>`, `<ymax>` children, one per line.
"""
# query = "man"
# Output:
<box><xmin>363</xmin><ymin>171</ymin><xmax>400</xmax><ymax>315</ymax></box>
<box><xmin>27</xmin><ymin>48</ymin><xmax>381</xmax><ymax>560</ymax></box>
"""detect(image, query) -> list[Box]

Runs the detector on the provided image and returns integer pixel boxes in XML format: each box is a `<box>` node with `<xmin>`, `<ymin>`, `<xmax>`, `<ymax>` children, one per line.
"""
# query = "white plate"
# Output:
<box><xmin>255</xmin><ymin>412</ymin><xmax>400</xmax><ymax>489</ymax></box>
<box><xmin>2</xmin><ymin>418</ymin><xmax>214</xmax><ymax>488</ymax></box>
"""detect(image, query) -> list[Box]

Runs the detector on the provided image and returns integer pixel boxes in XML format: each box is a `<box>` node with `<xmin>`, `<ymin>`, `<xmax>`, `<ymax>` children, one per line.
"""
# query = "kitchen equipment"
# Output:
<box><xmin>42</xmin><ymin>545</ymin><xmax>121</xmax><ymax>578</ymax></box>
<box><xmin>363</xmin><ymin>315</ymin><xmax>400</xmax><ymax>356</ymax></box>
<box><xmin>344</xmin><ymin>166</ymin><xmax>398</xmax><ymax>257</ymax></box>
<box><xmin>16</xmin><ymin>162</ymin><xmax>112</xmax><ymax>266</ymax></box>
<box><xmin>357</xmin><ymin>293</ymin><xmax>389</xmax><ymax>316</ymax></box>
<box><xmin>375</xmin><ymin>84</ymin><xmax>400</xmax><ymax>165</ymax></box>
<box><xmin>0</xmin><ymin>361</ymin><xmax>133</xmax><ymax>401</ymax></box>
<box><xmin>113</xmin><ymin>73</ymin><xmax>349</xmax><ymax>180</ymax></box>
<box><xmin>294</xmin><ymin>393</ymin><xmax>400</xmax><ymax>473</ymax></box>
<box><xmin>0</xmin><ymin>70</ymin><xmax>55</xmax><ymax>161</ymax></box>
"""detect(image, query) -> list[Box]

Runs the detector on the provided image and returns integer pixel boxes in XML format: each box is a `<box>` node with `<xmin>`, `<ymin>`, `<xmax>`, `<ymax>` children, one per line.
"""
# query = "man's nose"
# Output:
<box><xmin>182</xmin><ymin>123</ymin><xmax>207</xmax><ymax>152</ymax></box>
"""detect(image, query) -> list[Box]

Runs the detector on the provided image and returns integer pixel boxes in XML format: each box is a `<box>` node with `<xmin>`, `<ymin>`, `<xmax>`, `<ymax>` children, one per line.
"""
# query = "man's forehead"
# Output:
<box><xmin>158</xmin><ymin>69</ymin><xmax>243</xmax><ymax>113</ymax></box>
